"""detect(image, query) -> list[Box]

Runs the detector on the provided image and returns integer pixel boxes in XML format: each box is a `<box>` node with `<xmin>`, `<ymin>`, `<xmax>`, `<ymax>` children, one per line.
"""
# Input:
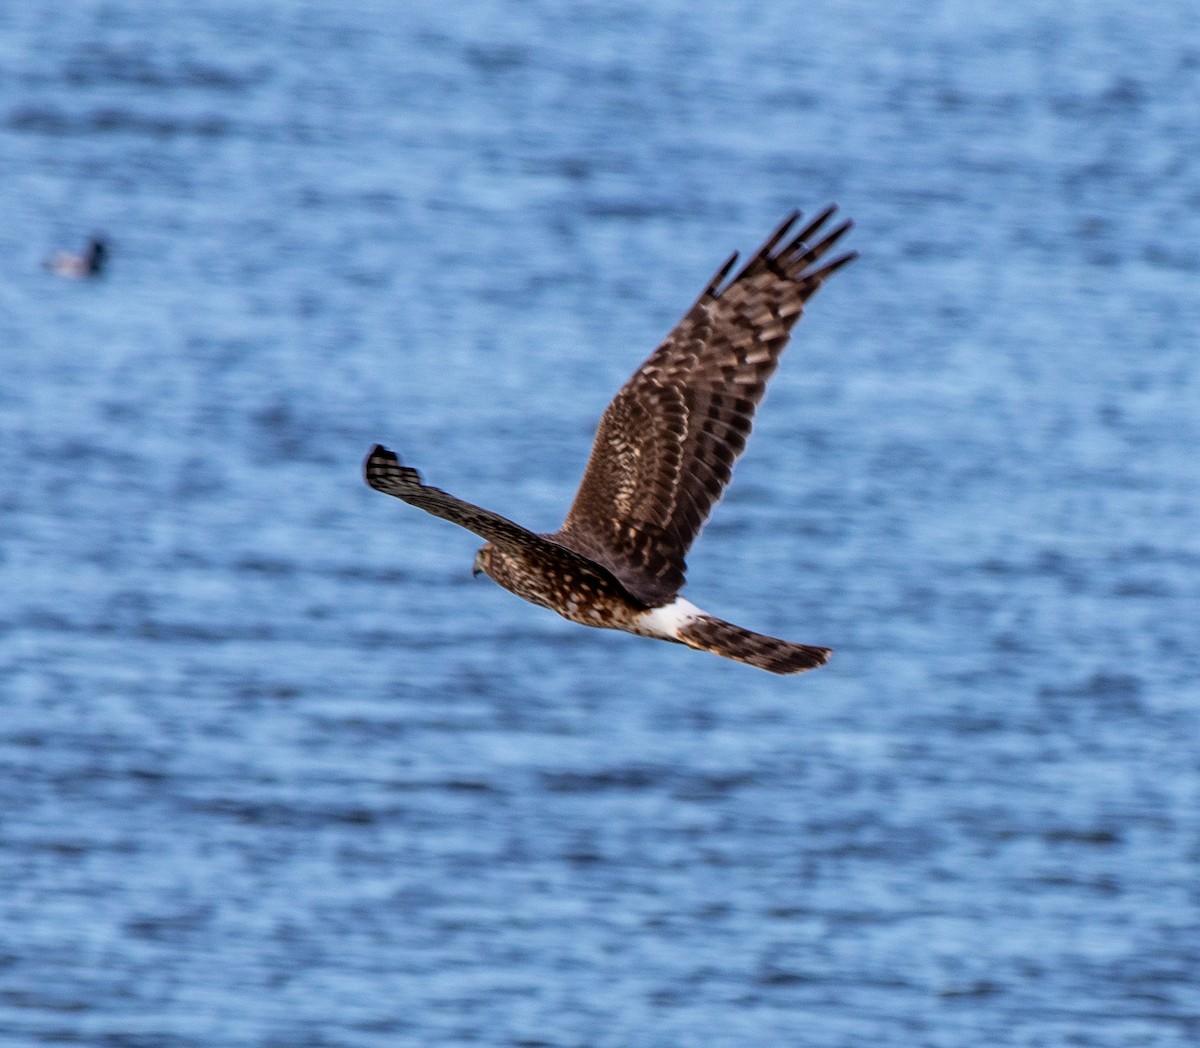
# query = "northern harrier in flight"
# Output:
<box><xmin>366</xmin><ymin>207</ymin><xmax>854</xmax><ymax>673</ymax></box>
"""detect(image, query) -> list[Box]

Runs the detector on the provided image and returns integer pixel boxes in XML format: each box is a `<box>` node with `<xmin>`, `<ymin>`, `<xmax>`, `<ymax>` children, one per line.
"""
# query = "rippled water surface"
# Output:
<box><xmin>3</xmin><ymin>1</ymin><xmax>1199</xmax><ymax>1045</ymax></box>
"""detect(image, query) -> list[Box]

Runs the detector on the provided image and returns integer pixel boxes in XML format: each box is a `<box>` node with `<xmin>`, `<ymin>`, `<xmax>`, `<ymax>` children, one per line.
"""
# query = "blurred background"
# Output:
<box><xmin>2</xmin><ymin>0</ymin><xmax>1198</xmax><ymax>1045</ymax></box>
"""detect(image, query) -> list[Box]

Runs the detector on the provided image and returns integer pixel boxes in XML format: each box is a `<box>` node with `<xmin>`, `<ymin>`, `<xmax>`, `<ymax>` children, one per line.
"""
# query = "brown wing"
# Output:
<box><xmin>553</xmin><ymin>207</ymin><xmax>856</xmax><ymax>607</ymax></box>
<box><xmin>364</xmin><ymin>444</ymin><xmax>627</xmax><ymax>580</ymax></box>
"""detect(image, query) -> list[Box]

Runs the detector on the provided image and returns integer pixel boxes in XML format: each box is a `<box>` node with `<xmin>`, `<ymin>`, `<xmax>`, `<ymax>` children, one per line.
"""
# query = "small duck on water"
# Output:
<box><xmin>45</xmin><ymin>236</ymin><xmax>107</xmax><ymax>278</ymax></box>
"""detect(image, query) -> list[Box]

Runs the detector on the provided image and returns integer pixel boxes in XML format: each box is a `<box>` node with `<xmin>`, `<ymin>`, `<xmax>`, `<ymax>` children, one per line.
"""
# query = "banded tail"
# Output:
<box><xmin>638</xmin><ymin>599</ymin><xmax>831</xmax><ymax>675</ymax></box>
<box><xmin>678</xmin><ymin>615</ymin><xmax>832</xmax><ymax>675</ymax></box>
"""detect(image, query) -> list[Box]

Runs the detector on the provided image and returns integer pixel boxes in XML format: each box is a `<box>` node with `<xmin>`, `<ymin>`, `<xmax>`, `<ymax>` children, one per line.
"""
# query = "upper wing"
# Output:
<box><xmin>364</xmin><ymin>444</ymin><xmax>628</xmax><ymax>583</ymax></box>
<box><xmin>554</xmin><ymin>207</ymin><xmax>855</xmax><ymax>607</ymax></box>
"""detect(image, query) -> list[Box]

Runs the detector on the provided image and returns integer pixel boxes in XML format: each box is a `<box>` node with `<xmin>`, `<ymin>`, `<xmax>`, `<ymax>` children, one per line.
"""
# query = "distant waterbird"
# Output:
<box><xmin>45</xmin><ymin>236</ymin><xmax>107</xmax><ymax>278</ymax></box>
<box><xmin>366</xmin><ymin>208</ymin><xmax>855</xmax><ymax>673</ymax></box>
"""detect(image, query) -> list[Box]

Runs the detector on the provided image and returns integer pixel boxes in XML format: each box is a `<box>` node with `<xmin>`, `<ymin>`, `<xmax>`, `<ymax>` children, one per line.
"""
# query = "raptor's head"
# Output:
<box><xmin>472</xmin><ymin>544</ymin><xmax>494</xmax><ymax>578</ymax></box>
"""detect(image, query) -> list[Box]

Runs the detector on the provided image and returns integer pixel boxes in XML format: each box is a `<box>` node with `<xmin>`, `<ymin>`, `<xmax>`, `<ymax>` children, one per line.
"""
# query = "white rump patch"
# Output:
<box><xmin>636</xmin><ymin>598</ymin><xmax>705</xmax><ymax>640</ymax></box>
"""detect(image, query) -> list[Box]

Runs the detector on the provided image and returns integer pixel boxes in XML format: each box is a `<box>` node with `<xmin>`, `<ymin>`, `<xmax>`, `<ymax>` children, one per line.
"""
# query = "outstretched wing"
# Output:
<box><xmin>364</xmin><ymin>444</ymin><xmax>546</xmax><ymax>552</ymax></box>
<box><xmin>554</xmin><ymin>207</ymin><xmax>855</xmax><ymax>607</ymax></box>
<box><xmin>364</xmin><ymin>445</ymin><xmax>626</xmax><ymax>581</ymax></box>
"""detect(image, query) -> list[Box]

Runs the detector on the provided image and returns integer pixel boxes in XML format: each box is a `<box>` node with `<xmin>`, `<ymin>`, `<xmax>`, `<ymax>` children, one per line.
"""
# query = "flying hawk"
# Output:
<box><xmin>365</xmin><ymin>207</ymin><xmax>855</xmax><ymax>674</ymax></box>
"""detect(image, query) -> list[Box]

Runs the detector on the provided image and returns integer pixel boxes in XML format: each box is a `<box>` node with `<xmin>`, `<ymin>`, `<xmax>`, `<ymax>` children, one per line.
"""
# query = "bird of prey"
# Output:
<box><xmin>45</xmin><ymin>236</ymin><xmax>107</xmax><ymax>278</ymax></box>
<box><xmin>365</xmin><ymin>207</ymin><xmax>854</xmax><ymax>674</ymax></box>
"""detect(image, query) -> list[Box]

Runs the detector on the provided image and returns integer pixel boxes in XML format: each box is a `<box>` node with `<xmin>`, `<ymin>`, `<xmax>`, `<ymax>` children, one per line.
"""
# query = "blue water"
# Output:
<box><xmin>3</xmin><ymin>1</ymin><xmax>1199</xmax><ymax>1045</ymax></box>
